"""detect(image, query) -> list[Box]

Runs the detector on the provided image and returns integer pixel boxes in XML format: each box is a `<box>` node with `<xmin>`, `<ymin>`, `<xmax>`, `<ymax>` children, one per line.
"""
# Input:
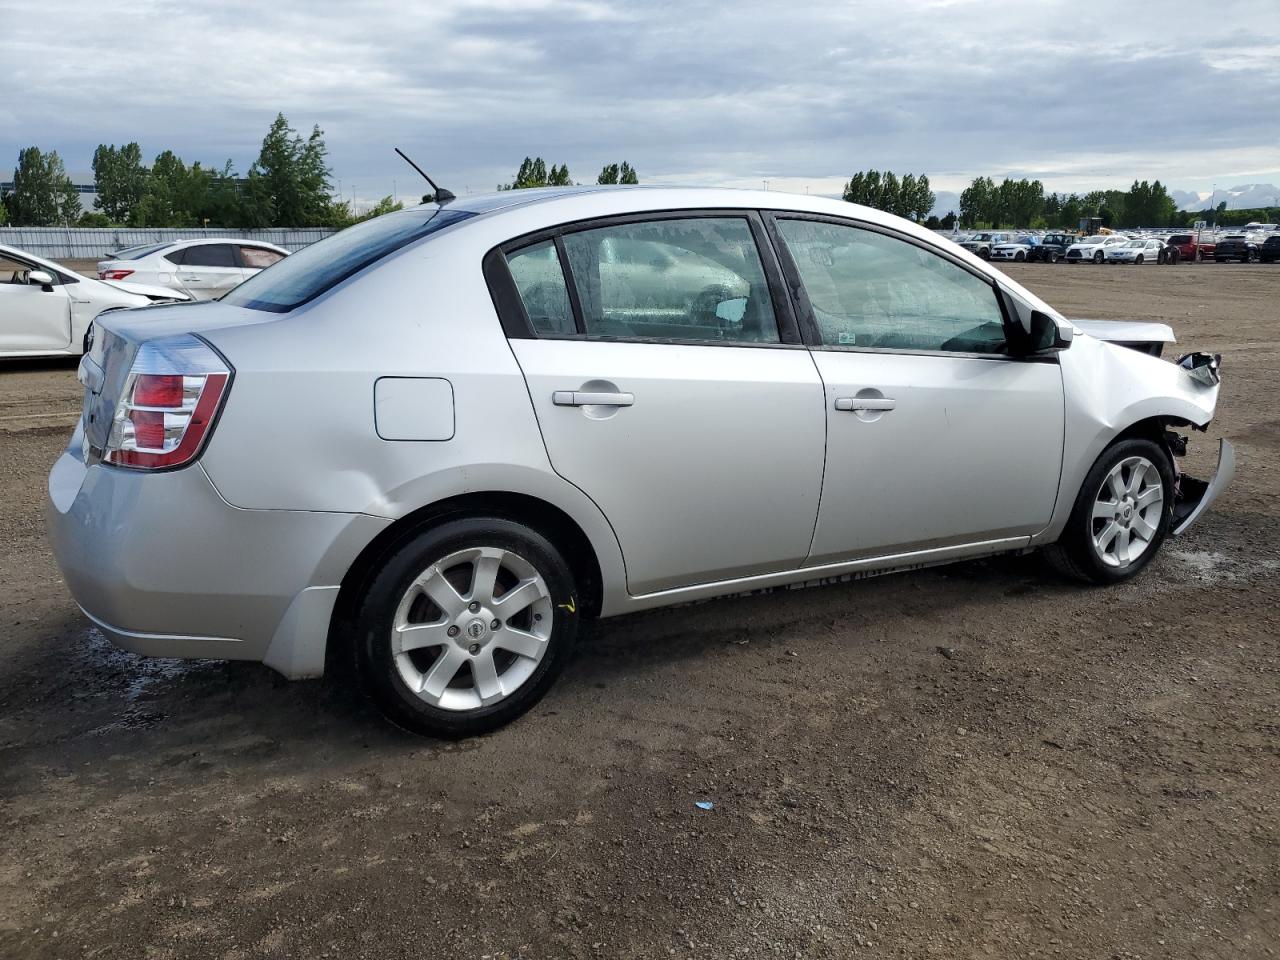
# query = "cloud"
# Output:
<box><xmin>2</xmin><ymin>0</ymin><xmax>1277</xmax><ymax>204</ymax></box>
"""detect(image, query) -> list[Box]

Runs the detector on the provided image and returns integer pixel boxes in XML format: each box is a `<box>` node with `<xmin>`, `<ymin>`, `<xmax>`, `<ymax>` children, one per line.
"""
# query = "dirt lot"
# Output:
<box><xmin>1</xmin><ymin>264</ymin><xmax>1277</xmax><ymax>959</ymax></box>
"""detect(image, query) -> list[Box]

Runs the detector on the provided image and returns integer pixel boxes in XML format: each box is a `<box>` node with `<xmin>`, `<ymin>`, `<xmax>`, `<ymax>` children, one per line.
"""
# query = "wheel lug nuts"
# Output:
<box><xmin>468</xmin><ymin>601</ymin><xmax>481</xmax><ymax>613</ymax></box>
<box><xmin>468</xmin><ymin>643</ymin><xmax>480</xmax><ymax>655</ymax></box>
<box><xmin>447</xmin><ymin>626</ymin><xmax>459</xmax><ymax>638</ymax></box>
<box><xmin>491</xmin><ymin>619</ymin><xmax>501</xmax><ymax>630</ymax></box>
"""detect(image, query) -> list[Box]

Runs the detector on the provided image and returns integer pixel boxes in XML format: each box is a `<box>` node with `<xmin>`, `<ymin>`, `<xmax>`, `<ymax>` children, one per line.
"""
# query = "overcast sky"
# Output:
<box><xmin>2</xmin><ymin>0</ymin><xmax>1278</xmax><ymax>209</ymax></box>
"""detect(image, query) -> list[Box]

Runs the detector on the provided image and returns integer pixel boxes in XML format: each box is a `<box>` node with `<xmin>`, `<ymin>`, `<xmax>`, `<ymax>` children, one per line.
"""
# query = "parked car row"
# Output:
<box><xmin>0</xmin><ymin>238</ymin><xmax>292</xmax><ymax>359</ymax></box>
<box><xmin>953</xmin><ymin>226</ymin><xmax>1280</xmax><ymax>265</ymax></box>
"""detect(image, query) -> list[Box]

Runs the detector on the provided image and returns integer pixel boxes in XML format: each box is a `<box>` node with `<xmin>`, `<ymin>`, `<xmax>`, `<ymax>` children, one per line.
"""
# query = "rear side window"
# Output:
<box><xmin>164</xmin><ymin>248</ymin><xmax>187</xmax><ymax>265</ymax></box>
<box><xmin>223</xmin><ymin>207</ymin><xmax>474</xmax><ymax>313</ymax></box>
<box><xmin>505</xmin><ymin>241</ymin><xmax>574</xmax><ymax>335</ymax></box>
<box><xmin>239</xmin><ymin>246</ymin><xmax>286</xmax><ymax>269</ymax></box>
<box><xmin>182</xmin><ymin>244</ymin><xmax>236</xmax><ymax>268</ymax></box>
<box><xmin>777</xmin><ymin>219</ymin><xmax>1006</xmax><ymax>354</ymax></box>
<box><xmin>558</xmin><ymin>217</ymin><xmax>779</xmax><ymax>343</ymax></box>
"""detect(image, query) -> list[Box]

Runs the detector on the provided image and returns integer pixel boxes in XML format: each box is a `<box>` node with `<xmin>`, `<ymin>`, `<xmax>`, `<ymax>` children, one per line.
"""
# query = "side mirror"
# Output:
<box><xmin>28</xmin><ymin>270</ymin><xmax>55</xmax><ymax>290</ymax></box>
<box><xmin>1029</xmin><ymin>309</ymin><xmax>1072</xmax><ymax>353</ymax></box>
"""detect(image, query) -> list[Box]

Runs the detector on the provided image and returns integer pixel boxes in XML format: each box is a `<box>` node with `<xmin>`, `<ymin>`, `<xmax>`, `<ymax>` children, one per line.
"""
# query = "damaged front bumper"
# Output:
<box><xmin>1172</xmin><ymin>438</ymin><xmax>1235</xmax><ymax>536</ymax></box>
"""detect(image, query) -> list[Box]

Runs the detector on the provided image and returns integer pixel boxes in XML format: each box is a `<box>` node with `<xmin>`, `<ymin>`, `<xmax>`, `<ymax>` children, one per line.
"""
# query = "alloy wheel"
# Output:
<box><xmin>1090</xmin><ymin>456</ymin><xmax>1164</xmax><ymax>568</ymax></box>
<box><xmin>390</xmin><ymin>546</ymin><xmax>553</xmax><ymax>711</ymax></box>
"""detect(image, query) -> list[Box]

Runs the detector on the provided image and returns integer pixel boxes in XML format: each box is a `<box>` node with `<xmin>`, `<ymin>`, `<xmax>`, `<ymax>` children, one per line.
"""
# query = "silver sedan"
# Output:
<box><xmin>48</xmin><ymin>187</ymin><xmax>1233</xmax><ymax>737</ymax></box>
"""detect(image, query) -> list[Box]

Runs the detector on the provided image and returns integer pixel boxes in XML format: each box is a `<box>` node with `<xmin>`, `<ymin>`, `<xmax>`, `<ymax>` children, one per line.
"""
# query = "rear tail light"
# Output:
<box><xmin>104</xmin><ymin>335</ymin><xmax>232</xmax><ymax>470</ymax></box>
<box><xmin>99</xmin><ymin>269</ymin><xmax>135</xmax><ymax>281</ymax></box>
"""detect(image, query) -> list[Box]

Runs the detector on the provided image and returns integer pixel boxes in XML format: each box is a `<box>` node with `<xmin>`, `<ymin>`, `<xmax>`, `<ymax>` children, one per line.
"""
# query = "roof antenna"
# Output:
<box><xmin>394</xmin><ymin>147</ymin><xmax>455</xmax><ymax>204</ymax></box>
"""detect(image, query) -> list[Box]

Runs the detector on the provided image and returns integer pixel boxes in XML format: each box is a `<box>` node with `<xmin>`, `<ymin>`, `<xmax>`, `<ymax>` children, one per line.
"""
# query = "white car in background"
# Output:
<box><xmin>989</xmin><ymin>236</ymin><xmax>1037</xmax><ymax>262</ymax></box>
<box><xmin>1105</xmin><ymin>238</ymin><xmax>1165</xmax><ymax>265</ymax></box>
<box><xmin>98</xmin><ymin>239</ymin><xmax>289</xmax><ymax>301</ymax></box>
<box><xmin>1065</xmin><ymin>235</ymin><xmax>1128</xmax><ymax>264</ymax></box>
<box><xmin>1</xmin><ymin>243</ymin><xmax>190</xmax><ymax>358</ymax></box>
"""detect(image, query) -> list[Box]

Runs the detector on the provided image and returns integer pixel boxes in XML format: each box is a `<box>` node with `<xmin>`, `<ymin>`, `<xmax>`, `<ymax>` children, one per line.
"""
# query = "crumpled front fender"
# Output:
<box><xmin>1033</xmin><ymin>334</ymin><xmax>1224</xmax><ymax>545</ymax></box>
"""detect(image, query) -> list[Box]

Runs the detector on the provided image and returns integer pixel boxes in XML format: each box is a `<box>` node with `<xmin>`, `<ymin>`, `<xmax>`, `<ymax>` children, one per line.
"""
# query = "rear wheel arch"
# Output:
<box><xmin>327</xmin><ymin>492</ymin><xmax>604</xmax><ymax>675</ymax></box>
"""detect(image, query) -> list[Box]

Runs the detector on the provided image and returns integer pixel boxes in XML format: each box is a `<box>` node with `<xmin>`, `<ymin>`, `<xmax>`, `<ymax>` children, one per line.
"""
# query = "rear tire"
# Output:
<box><xmin>1044</xmin><ymin>438</ymin><xmax>1174</xmax><ymax>585</ymax></box>
<box><xmin>353</xmin><ymin>517</ymin><xmax>581</xmax><ymax>738</ymax></box>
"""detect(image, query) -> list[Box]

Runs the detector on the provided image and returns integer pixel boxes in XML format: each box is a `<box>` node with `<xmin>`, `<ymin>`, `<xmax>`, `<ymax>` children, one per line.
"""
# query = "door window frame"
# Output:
<box><xmin>483</xmin><ymin>209</ymin><xmax>805</xmax><ymax>348</ymax></box>
<box><xmin>759</xmin><ymin>211</ymin><xmax>1055</xmax><ymax>363</ymax></box>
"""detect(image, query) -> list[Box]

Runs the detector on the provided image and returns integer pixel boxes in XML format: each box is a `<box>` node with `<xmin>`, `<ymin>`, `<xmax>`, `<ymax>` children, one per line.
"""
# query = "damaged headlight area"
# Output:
<box><xmin>1177</xmin><ymin>351</ymin><xmax>1222</xmax><ymax>387</ymax></box>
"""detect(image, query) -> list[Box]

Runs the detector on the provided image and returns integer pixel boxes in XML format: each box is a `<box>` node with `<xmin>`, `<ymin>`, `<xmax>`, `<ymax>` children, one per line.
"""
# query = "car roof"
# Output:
<box><xmin>168</xmin><ymin>238</ymin><xmax>289</xmax><ymax>251</ymax></box>
<box><xmin>377</xmin><ymin>185</ymin><xmax>1062</xmax><ymax>323</ymax></box>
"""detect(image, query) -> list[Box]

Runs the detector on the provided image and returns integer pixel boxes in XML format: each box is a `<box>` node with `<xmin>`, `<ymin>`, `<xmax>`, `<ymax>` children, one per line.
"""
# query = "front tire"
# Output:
<box><xmin>1135</xmin><ymin>255</ymin><xmax>1144</xmax><ymax>265</ymax></box>
<box><xmin>353</xmin><ymin>518</ymin><xmax>581</xmax><ymax>737</ymax></box>
<box><xmin>1093</xmin><ymin>250</ymin><xmax>1104</xmax><ymax>263</ymax></box>
<box><xmin>1045</xmin><ymin>438</ymin><xmax>1174</xmax><ymax>585</ymax></box>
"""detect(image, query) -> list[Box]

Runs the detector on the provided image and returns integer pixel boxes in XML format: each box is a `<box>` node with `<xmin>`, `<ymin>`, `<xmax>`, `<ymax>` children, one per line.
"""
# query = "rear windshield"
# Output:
<box><xmin>222</xmin><ymin>207</ymin><xmax>475</xmax><ymax>313</ymax></box>
<box><xmin>110</xmin><ymin>242</ymin><xmax>174</xmax><ymax>260</ymax></box>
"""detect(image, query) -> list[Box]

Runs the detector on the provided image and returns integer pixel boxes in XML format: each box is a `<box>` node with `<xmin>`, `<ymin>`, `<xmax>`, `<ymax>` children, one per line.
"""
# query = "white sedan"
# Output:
<box><xmin>1105</xmin><ymin>238</ymin><xmax>1165</xmax><ymax>264</ymax></box>
<box><xmin>97</xmin><ymin>239</ymin><xmax>289</xmax><ymax>301</ymax></box>
<box><xmin>0</xmin><ymin>244</ymin><xmax>190</xmax><ymax>359</ymax></box>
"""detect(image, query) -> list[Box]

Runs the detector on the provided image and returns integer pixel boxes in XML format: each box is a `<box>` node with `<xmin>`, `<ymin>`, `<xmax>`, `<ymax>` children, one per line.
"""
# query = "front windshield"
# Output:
<box><xmin>1126</xmin><ymin>240</ymin><xmax>1146</xmax><ymax>248</ymax></box>
<box><xmin>222</xmin><ymin>206</ymin><xmax>474</xmax><ymax>313</ymax></box>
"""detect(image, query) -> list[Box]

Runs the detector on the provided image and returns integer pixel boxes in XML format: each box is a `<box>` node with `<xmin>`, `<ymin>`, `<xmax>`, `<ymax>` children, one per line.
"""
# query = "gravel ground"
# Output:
<box><xmin>1</xmin><ymin>263</ymin><xmax>1277</xmax><ymax>959</ymax></box>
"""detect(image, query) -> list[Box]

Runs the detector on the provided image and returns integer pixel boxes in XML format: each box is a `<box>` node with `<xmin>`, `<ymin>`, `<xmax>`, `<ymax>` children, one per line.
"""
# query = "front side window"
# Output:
<box><xmin>505</xmin><ymin>240</ymin><xmax>574</xmax><ymax>335</ymax></box>
<box><xmin>776</xmin><ymin>219</ymin><xmax>1007</xmax><ymax>354</ymax></box>
<box><xmin>558</xmin><ymin>217</ymin><xmax>779</xmax><ymax>343</ymax></box>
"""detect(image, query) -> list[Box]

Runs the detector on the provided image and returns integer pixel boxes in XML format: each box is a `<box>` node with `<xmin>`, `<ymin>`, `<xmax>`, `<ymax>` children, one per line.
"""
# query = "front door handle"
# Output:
<box><xmin>835</xmin><ymin>397</ymin><xmax>896</xmax><ymax>412</ymax></box>
<box><xmin>553</xmin><ymin>390</ymin><xmax>635</xmax><ymax>407</ymax></box>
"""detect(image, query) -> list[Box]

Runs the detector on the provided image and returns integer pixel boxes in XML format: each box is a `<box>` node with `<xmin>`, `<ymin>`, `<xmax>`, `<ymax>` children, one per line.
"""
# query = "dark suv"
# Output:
<box><xmin>1027</xmin><ymin>233</ymin><xmax>1074</xmax><ymax>263</ymax></box>
<box><xmin>1214</xmin><ymin>235</ymin><xmax>1260</xmax><ymax>263</ymax></box>
<box><xmin>1260</xmin><ymin>236</ymin><xmax>1280</xmax><ymax>263</ymax></box>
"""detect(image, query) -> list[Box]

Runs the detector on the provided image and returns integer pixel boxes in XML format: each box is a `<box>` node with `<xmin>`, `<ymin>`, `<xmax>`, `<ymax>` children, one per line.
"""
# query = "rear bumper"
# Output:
<box><xmin>1172</xmin><ymin>439</ymin><xmax>1235</xmax><ymax>536</ymax></box>
<box><xmin>46</xmin><ymin>427</ymin><xmax>389</xmax><ymax>678</ymax></box>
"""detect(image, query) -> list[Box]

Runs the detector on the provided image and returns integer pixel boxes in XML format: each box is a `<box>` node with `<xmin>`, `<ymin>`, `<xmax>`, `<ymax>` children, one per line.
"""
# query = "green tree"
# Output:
<box><xmin>244</xmin><ymin>114</ymin><xmax>341</xmax><ymax>226</ymax></box>
<box><xmin>10</xmin><ymin>147</ymin><xmax>81</xmax><ymax>225</ymax></box>
<box><xmin>92</xmin><ymin>142</ymin><xmax>148</xmax><ymax>222</ymax></box>
<box><xmin>501</xmin><ymin>157</ymin><xmax>574</xmax><ymax>190</ymax></box>
<box><xmin>996</xmin><ymin>178</ymin><xmax>1045</xmax><ymax>227</ymax></box>
<box><xmin>597</xmin><ymin>161</ymin><xmax>638</xmax><ymax>184</ymax></box>
<box><xmin>910</xmin><ymin>174</ymin><xmax>936</xmax><ymax>221</ymax></box>
<box><xmin>959</xmin><ymin>176</ymin><xmax>997</xmax><ymax>227</ymax></box>
<box><xmin>348</xmin><ymin>195</ymin><xmax>404</xmax><ymax>224</ymax></box>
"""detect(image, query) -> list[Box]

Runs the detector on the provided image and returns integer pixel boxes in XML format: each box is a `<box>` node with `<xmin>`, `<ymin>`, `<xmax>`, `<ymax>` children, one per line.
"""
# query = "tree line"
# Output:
<box><xmin>499</xmin><ymin>157</ymin><xmax>638</xmax><ymax>189</ymax></box>
<box><xmin>0</xmin><ymin>137</ymin><xmax>1261</xmax><ymax>231</ymax></box>
<box><xmin>841</xmin><ymin>171</ymin><xmax>936</xmax><ymax>222</ymax></box>
<box><xmin>954</xmin><ymin>177</ymin><xmax>1208</xmax><ymax>230</ymax></box>
<box><xmin>0</xmin><ymin>115</ymin><xmax>399</xmax><ymax>229</ymax></box>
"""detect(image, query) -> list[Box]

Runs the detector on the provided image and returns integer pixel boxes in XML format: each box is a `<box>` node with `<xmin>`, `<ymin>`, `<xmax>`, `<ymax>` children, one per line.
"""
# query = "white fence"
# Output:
<box><xmin>0</xmin><ymin>227</ymin><xmax>334</xmax><ymax>260</ymax></box>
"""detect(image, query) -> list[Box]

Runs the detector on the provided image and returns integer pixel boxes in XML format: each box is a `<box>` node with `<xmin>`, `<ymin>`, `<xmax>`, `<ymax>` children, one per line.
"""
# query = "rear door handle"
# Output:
<box><xmin>835</xmin><ymin>397</ymin><xmax>896</xmax><ymax>412</ymax></box>
<box><xmin>553</xmin><ymin>390</ymin><xmax>635</xmax><ymax>407</ymax></box>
